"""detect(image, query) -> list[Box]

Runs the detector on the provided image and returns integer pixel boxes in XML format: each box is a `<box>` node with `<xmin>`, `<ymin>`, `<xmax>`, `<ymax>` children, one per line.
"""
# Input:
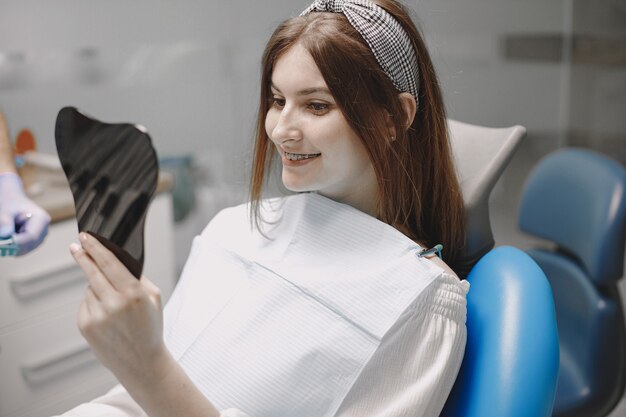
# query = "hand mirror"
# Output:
<box><xmin>55</xmin><ymin>107</ymin><xmax>158</xmax><ymax>278</ymax></box>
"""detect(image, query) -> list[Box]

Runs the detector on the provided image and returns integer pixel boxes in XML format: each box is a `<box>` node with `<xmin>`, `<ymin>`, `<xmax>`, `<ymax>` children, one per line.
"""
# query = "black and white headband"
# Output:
<box><xmin>300</xmin><ymin>0</ymin><xmax>420</xmax><ymax>100</ymax></box>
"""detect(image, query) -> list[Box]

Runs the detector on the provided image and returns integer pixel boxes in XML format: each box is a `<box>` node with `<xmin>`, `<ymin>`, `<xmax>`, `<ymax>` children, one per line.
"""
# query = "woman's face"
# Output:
<box><xmin>265</xmin><ymin>43</ymin><xmax>378</xmax><ymax>214</ymax></box>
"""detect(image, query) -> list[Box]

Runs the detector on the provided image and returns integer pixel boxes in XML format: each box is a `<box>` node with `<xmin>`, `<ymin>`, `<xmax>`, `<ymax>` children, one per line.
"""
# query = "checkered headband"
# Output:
<box><xmin>300</xmin><ymin>0</ymin><xmax>419</xmax><ymax>101</ymax></box>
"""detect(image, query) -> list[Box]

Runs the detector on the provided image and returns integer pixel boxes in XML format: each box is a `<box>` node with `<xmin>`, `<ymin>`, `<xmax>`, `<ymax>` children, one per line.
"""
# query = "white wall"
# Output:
<box><xmin>415</xmin><ymin>0</ymin><xmax>568</xmax><ymax>131</ymax></box>
<box><xmin>0</xmin><ymin>0</ymin><xmax>309</xmax><ymax>185</ymax></box>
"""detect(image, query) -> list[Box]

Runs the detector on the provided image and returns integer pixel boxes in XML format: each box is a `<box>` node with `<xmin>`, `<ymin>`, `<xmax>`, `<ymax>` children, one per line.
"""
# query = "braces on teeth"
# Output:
<box><xmin>284</xmin><ymin>152</ymin><xmax>321</xmax><ymax>161</ymax></box>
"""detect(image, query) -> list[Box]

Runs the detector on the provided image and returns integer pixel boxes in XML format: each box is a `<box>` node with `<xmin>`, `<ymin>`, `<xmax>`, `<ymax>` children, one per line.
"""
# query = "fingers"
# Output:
<box><xmin>78</xmin><ymin>232</ymin><xmax>136</xmax><ymax>291</ymax></box>
<box><xmin>0</xmin><ymin>212</ymin><xmax>13</xmax><ymax>237</ymax></box>
<box><xmin>83</xmin><ymin>285</ymin><xmax>101</xmax><ymax>316</ymax></box>
<box><xmin>71</xmin><ymin>234</ymin><xmax>164</xmax><ymax>334</ymax></box>
<box><xmin>71</xmin><ymin>234</ymin><xmax>162</xmax><ymax>307</ymax></box>
<box><xmin>13</xmin><ymin>209</ymin><xmax>51</xmax><ymax>255</ymax></box>
<box><xmin>77</xmin><ymin>286</ymin><xmax>106</xmax><ymax>341</ymax></box>
<box><xmin>70</xmin><ymin>242</ymin><xmax>116</xmax><ymax>300</ymax></box>
<box><xmin>77</xmin><ymin>286</ymin><xmax>101</xmax><ymax>352</ymax></box>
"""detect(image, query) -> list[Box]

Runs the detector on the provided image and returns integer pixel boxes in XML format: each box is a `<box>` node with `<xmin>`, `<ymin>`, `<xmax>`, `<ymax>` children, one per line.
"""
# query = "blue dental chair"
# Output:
<box><xmin>518</xmin><ymin>148</ymin><xmax>626</xmax><ymax>417</ymax></box>
<box><xmin>441</xmin><ymin>120</ymin><xmax>560</xmax><ymax>417</ymax></box>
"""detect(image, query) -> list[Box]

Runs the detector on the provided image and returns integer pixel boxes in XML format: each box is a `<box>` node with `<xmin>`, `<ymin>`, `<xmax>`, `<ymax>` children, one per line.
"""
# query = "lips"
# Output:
<box><xmin>283</xmin><ymin>151</ymin><xmax>321</xmax><ymax>161</ymax></box>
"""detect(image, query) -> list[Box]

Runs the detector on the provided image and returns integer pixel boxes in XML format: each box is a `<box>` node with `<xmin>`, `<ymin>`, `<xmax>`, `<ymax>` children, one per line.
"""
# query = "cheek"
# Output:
<box><xmin>344</xmin><ymin>138</ymin><xmax>373</xmax><ymax>174</ymax></box>
<box><xmin>265</xmin><ymin>111</ymin><xmax>277</xmax><ymax>139</ymax></box>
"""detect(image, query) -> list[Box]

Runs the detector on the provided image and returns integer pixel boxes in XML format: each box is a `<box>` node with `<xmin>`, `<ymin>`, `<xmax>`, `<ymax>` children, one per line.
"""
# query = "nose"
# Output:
<box><xmin>269</xmin><ymin>105</ymin><xmax>302</xmax><ymax>145</ymax></box>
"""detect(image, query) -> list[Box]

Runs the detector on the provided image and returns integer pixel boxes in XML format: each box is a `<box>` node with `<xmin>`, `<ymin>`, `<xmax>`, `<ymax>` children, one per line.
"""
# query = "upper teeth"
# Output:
<box><xmin>284</xmin><ymin>152</ymin><xmax>320</xmax><ymax>161</ymax></box>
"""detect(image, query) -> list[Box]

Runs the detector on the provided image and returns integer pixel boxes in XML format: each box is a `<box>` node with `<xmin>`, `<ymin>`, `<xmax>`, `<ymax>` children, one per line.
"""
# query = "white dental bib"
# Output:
<box><xmin>163</xmin><ymin>193</ymin><xmax>445</xmax><ymax>417</ymax></box>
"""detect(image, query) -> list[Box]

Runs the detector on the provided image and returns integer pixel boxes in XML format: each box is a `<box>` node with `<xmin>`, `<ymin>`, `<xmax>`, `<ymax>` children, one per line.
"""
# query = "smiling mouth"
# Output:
<box><xmin>283</xmin><ymin>151</ymin><xmax>321</xmax><ymax>161</ymax></box>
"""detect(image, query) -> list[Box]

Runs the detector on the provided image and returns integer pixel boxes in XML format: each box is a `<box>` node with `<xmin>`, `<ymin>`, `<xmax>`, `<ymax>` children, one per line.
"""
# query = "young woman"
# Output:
<box><xmin>61</xmin><ymin>1</ymin><xmax>468</xmax><ymax>416</ymax></box>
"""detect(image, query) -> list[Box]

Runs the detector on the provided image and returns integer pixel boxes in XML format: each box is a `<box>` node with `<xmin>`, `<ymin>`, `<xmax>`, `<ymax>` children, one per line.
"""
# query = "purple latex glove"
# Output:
<box><xmin>0</xmin><ymin>172</ymin><xmax>50</xmax><ymax>255</ymax></box>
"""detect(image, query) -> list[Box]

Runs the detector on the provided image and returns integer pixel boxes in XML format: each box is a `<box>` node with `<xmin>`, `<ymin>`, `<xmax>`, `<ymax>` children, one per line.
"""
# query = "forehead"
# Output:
<box><xmin>271</xmin><ymin>43</ymin><xmax>328</xmax><ymax>90</ymax></box>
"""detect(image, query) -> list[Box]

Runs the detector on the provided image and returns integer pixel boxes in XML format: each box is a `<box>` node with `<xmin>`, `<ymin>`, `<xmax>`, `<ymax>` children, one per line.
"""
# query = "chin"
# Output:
<box><xmin>281</xmin><ymin>177</ymin><xmax>316</xmax><ymax>194</ymax></box>
<box><xmin>283</xmin><ymin>183</ymin><xmax>313</xmax><ymax>193</ymax></box>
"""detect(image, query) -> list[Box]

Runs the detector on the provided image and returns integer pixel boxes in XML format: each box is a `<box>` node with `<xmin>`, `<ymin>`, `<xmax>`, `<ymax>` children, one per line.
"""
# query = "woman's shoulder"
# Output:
<box><xmin>411</xmin><ymin>268</ymin><xmax>470</xmax><ymax>325</ymax></box>
<box><xmin>426</xmin><ymin>255</ymin><xmax>458</xmax><ymax>279</ymax></box>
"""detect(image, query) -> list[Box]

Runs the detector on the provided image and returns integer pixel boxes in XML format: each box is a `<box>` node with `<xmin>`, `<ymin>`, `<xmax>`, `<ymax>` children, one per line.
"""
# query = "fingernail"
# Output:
<box><xmin>79</xmin><ymin>233</ymin><xmax>88</xmax><ymax>243</ymax></box>
<box><xmin>69</xmin><ymin>243</ymin><xmax>81</xmax><ymax>254</ymax></box>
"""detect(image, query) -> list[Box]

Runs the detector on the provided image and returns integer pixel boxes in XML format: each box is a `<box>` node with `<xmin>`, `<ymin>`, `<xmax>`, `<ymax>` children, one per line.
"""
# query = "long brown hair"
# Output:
<box><xmin>249</xmin><ymin>0</ymin><xmax>465</xmax><ymax>272</ymax></box>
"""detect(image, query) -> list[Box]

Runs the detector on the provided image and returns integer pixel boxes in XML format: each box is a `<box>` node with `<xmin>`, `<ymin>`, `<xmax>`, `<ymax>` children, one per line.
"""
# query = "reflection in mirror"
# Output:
<box><xmin>55</xmin><ymin>107</ymin><xmax>158</xmax><ymax>278</ymax></box>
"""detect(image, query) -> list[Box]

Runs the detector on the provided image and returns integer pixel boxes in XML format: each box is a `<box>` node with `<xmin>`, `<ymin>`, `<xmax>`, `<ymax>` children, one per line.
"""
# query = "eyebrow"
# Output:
<box><xmin>270</xmin><ymin>83</ymin><xmax>332</xmax><ymax>96</ymax></box>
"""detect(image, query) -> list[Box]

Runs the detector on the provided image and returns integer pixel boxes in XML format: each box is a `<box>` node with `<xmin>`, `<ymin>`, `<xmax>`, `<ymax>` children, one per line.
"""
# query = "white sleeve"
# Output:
<box><xmin>219</xmin><ymin>409</ymin><xmax>252</xmax><ymax>417</ymax></box>
<box><xmin>52</xmin><ymin>384</ymin><xmax>251</xmax><ymax>417</ymax></box>
<box><xmin>51</xmin><ymin>384</ymin><xmax>146</xmax><ymax>417</ymax></box>
<box><xmin>334</xmin><ymin>273</ymin><xmax>469</xmax><ymax>417</ymax></box>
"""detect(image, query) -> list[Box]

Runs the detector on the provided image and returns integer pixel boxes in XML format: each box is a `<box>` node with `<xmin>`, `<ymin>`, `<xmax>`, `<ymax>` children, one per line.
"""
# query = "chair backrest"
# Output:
<box><xmin>440</xmin><ymin>246</ymin><xmax>560</xmax><ymax>417</ymax></box>
<box><xmin>518</xmin><ymin>148</ymin><xmax>626</xmax><ymax>417</ymax></box>
<box><xmin>447</xmin><ymin>119</ymin><xmax>525</xmax><ymax>277</ymax></box>
<box><xmin>442</xmin><ymin>120</ymin><xmax>559</xmax><ymax>417</ymax></box>
<box><xmin>519</xmin><ymin>148</ymin><xmax>626</xmax><ymax>285</ymax></box>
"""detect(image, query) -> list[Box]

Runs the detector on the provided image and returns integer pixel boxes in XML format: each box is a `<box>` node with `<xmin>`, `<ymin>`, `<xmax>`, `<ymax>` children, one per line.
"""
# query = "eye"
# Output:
<box><xmin>308</xmin><ymin>102</ymin><xmax>330</xmax><ymax>116</ymax></box>
<box><xmin>269</xmin><ymin>96</ymin><xmax>285</xmax><ymax>109</ymax></box>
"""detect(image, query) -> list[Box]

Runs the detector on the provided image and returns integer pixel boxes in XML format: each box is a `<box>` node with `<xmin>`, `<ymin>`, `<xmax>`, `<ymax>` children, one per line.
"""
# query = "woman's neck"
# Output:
<box><xmin>317</xmin><ymin>186</ymin><xmax>379</xmax><ymax>218</ymax></box>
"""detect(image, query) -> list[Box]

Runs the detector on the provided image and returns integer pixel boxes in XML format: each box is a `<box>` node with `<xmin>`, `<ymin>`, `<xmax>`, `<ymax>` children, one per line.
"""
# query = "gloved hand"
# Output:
<box><xmin>0</xmin><ymin>172</ymin><xmax>50</xmax><ymax>255</ymax></box>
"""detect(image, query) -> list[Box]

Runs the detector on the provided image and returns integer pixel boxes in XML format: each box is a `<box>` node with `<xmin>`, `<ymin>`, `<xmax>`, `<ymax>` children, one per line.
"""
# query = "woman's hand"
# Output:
<box><xmin>70</xmin><ymin>232</ymin><xmax>222</xmax><ymax>417</ymax></box>
<box><xmin>70</xmin><ymin>232</ymin><xmax>167</xmax><ymax>383</ymax></box>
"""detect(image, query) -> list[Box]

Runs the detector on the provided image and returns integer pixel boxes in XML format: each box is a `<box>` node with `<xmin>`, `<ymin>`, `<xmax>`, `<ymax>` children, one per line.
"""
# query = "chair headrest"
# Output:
<box><xmin>519</xmin><ymin>148</ymin><xmax>626</xmax><ymax>284</ymax></box>
<box><xmin>448</xmin><ymin>119</ymin><xmax>526</xmax><ymax>277</ymax></box>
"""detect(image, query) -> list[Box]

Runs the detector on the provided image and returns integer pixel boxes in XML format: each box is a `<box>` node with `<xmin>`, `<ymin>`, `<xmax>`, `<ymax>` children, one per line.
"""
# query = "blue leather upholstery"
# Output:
<box><xmin>518</xmin><ymin>148</ymin><xmax>626</xmax><ymax>417</ymax></box>
<box><xmin>441</xmin><ymin>246</ymin><xmax>560</xmax><ymax>417</ymax></box>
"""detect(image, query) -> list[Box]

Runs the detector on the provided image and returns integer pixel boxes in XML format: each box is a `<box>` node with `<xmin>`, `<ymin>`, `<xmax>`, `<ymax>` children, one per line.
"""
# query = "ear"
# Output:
<box><xmin>399</xmin><ymin>92</ymin><xmax>417</xmax><ymax>128</ymax></box>
<box><xmin>387</xmin><ymin>93</ymin><xmax>417</xmax><ymax>141</ymax></box>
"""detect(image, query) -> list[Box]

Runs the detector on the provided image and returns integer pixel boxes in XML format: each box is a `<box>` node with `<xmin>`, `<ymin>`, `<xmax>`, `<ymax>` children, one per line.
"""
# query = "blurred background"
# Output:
<box><xmin>0</xmin><ymin>0</ymin><xmax>625</xmax><ymax>412</ymax></box>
